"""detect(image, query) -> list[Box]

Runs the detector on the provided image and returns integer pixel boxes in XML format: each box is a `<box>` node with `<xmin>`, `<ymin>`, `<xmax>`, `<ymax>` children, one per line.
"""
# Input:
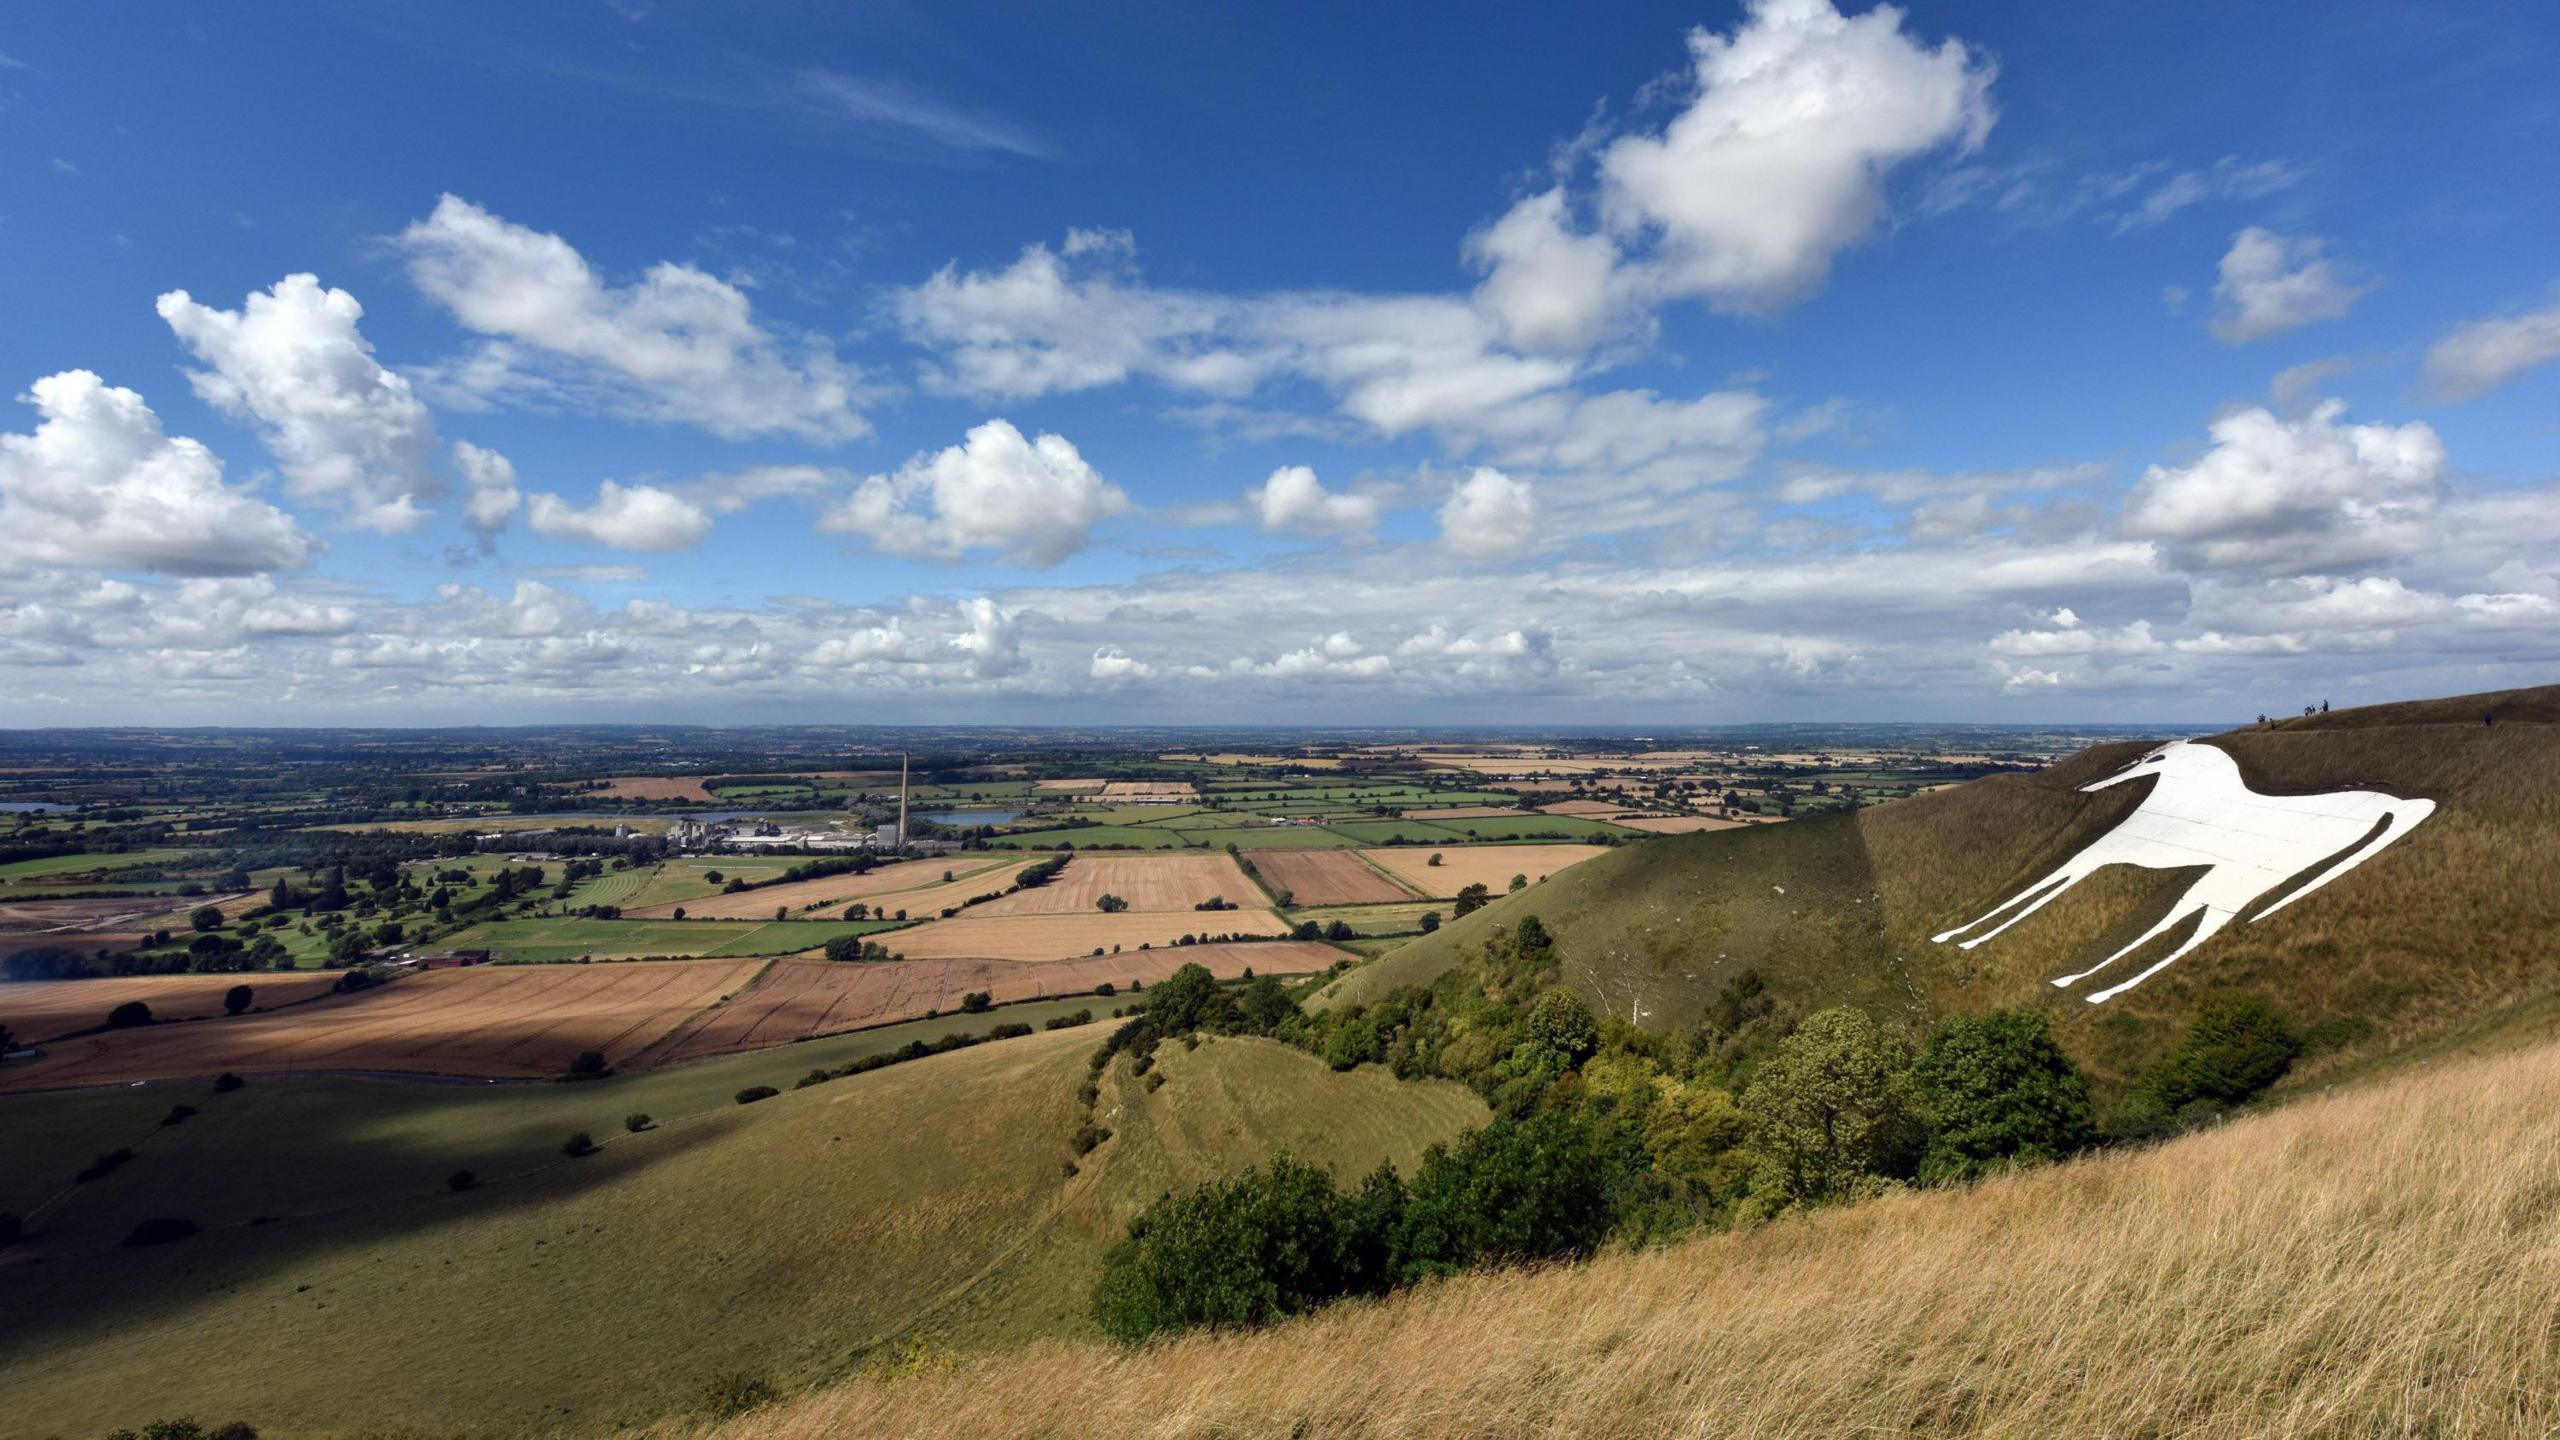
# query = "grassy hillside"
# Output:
<box><xmin>1318</xmin><ymin>685</ymin><xmax>2560</xmax><ymax>1089</ymax></box>
<box><xmin>0</xmin><ymin>1025</ymin><xmax>1483</xmax><ymax>1439</ymax></box>
<box><xmin>661</xmin><ymin>1030</ymin><xmax>2560</xmax><ymax>1440</ymax></box>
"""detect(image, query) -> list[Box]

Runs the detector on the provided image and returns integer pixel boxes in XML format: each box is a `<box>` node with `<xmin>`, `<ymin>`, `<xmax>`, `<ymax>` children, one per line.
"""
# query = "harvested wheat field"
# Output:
<box><xmin>631</xmin><ymin>856</ymin><xmax>1041</xmax><ymax>919</ymax></box>
<box><xmin>0</xmin><ymin>970</ymin><xmax>341</xmax><ymax>1043</ymax></box>
<box><xmin>0</xmin><ymin>958</ymin><xmax>763</xmax><ymax>1090</ymax></box>
<box><xmin>1612</xmin><ymin>814</ymin><xmax>1751</xmax><ymax>834</ymax></box>
<box><xmin>593</xmin><ymin>775</ymin><xmax>716</xmax><ymax>802</ymax></box>
<box><xmin>875</xmin><ymin>909</ymin><xmax>1290</xmax><ymax>962</ymax></box>
<box><xmin>1361</xmin><ymin>843</ymin><xmax>1611</xmax><ymax>898</ymax></box>
<box><xmin>1249</xmin><ymin>849</ymin><xmax>1416</xmax><ymax>905</ymax></box>
<box><xmin>1538</xmin><ymin>798</ymin><xmax>1632</xmax><ymax>817</ymax></box>
<box><xmin>973</xmin><ymin>853</ymin><xmax>1262</xmax><ymax>915</ymax></box>
<box><xmin>638</xmin><ymin>941</ymin><xmax>1346</xmax><ymax>1064</ymax></box>
<box><xmin>670</xmin><ymin>1034</ymin><xmax>2560</xmax><ymax>1440</ymax></box>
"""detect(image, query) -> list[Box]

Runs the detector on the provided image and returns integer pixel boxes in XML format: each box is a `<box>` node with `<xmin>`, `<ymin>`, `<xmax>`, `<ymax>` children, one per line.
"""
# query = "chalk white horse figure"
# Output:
<box><xmin>1931</xmin><ymin>740</ymin><xmax>2434</xmax><ymax>1003</ymax></box>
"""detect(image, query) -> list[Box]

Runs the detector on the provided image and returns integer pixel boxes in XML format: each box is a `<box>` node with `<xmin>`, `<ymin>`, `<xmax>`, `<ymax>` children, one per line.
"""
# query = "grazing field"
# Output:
<box><xmin>974</xmin><ymin>853</ymin><xmax>1261</xmax><ymax>915</ymax></box>
<box><xmin>1403</xmin><ymin>805</ymin><xmax>1524</xmax><ymax>819</ymax></box>
<box><xmin>1613</xmin><ymin>814</ymin><xmax>1752</xmax><ymax>834</ymax></box>
<box><xmin>442</xmin><ymin>916</ymin><xmax>901</xmax><ymax>964</ymax></box>
<box><xmin>1</xmin><ymin>971</ymin><xmax>342</xmax><ymax>1042</ymax></box>
<box><xmin>0</xmin><ymin>1028</ymin><xmax>1484</xmax><ymax>1438</ymax></box>
<box><xmin>1361</xmin><ymin>843</ymin><xmax>1612</xmax><ymax>897</ymax></box>
<box><xmin>630</xmin><ymin>856</ymin><xmax>1034</xmax><ymax>919</ymax></box>
<box><xmin>638</xmin><ymin>941</ymin><xmax>1344</xmax><ymax>1065</ymax></box>
<box><xmin>877</xmin><ymin>909</ymin><xmax>1290</xmax><ymax>961</ymax></box>
<box><xmin>0</xmin><ymin>849</ymin><xmax>201</xmax><ymax>884</ymax></box>
<box><xmin>619</xmin><ymin>858</ymin><xmax>804</xmax><ymax>911</ymax></box>
<box><xmin>593</xmin><ymin>775</ymin><xmax>716</xmax><ymax>802</ymax></box>
<box><xmin>1251</xmin><ymin>849</ymin><xmax>1416</xmax><ymax>905</ymax></box>
<box><xmin>0</xmin><ymin>958</ymin><xmax>764</xmax><ymax>1088</ymax></box>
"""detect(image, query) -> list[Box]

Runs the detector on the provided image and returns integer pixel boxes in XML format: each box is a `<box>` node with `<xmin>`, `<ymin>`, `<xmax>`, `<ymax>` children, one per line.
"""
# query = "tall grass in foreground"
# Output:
<box><xmin>670</xmin><ymin>1036</ymin><xmax>2560</xmax><ymax>1439</ymax></box>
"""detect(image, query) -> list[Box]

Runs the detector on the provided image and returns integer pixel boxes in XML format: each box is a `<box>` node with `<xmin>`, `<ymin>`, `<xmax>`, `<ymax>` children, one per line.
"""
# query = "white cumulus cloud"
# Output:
<box><xmin>0</xmin><ymin>370</ymin><xmax>311</xmax><ymax>577</ymax></box>
<box><xmin>2124</xmin><ymin>400</ymin><xmax>2443</xmax><ymax>573</ymax></box>
<box><xmin>822</xmin><ymin>419</ymin><xmax>1126</xmax><ymax>567</ymax></box>
<box><xmin>1437</xmin><ymin>466</ymin><xmax>1538</xmax><ymax>558</ymax></box>
<box><xmin>1250</xmin><ymin>465</ymin><xmax>1379</xmax><ymax>539</ymax></box>
<box><xmin>157</xmin><ymin>274</ymin><xmax>444</xmax><ymax>532</ymax></box>
<box><xmin>526</xmin><ymin>480</ymin><xmax>714</xmax><ymax>552</ymax></box>
<box><xmin>451</xmin><ymin>440</ymin><xmax>521</xmax><ymax>541</ymax></box>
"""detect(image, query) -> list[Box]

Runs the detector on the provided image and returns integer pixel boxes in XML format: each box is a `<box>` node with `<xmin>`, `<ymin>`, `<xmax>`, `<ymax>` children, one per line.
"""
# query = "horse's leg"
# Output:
<box><xmin>2250</xmin><ymin>799</ymin><xmax>2436</xmax><ymax>923</ymax></box>
<box><xmin>1934</xmin><ymin>864</ymin><xmax>2085</xmax><ymax>948</ymax></box>
<box><xmin>2051</xmin><ymin>886</ymin><xmax>2213</xmax><ymax>991</ymax></box>
<box><xmin>2082</xmin><ymin>907</ymin><xmax>2242</xmax><ymax>1003</ymax></box>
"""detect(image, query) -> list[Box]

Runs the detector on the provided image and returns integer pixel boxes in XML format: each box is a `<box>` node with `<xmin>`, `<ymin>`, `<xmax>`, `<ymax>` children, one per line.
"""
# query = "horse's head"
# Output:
<box><xmin>2080</xmin><ymin>740</ymin><xmax>2190</xmax><ymax>793</ymax></box>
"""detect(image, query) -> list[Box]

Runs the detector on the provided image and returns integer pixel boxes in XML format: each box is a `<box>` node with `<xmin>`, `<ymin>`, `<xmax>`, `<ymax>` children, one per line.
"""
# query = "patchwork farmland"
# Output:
<box><xmin>632</xmin><ymin>855</ymin><xmax>1038</xmax><ymax>919</ymax></box>
<box><xmin>637</xmin><ymin>940</ymin><xmax>1346</xmax><ymax>1065</ymax></box>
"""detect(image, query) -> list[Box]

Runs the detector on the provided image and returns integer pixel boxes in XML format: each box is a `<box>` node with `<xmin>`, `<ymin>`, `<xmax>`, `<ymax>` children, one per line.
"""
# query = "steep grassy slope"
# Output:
<box><xmin>667</xmin><ymin>1031</ymin><xmax>2560</xmax><ymax>1440</ymax></box>
<box><xmin>0</xmin><ymin>1026</ymin><xmax>1483</xmax><ymax>1439</ymax></box>
<box><xmin>1317</xmin><ymin>685</ymin><xmax>2560</xmax><ymax>1090</ymax></box>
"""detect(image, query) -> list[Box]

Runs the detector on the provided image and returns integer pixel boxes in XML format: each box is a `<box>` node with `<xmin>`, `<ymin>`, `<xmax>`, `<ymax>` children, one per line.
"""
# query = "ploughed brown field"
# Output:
<box><xmin>631</xmin><ymin>856</ymin><xmax>1042</xmax><ymax>920</ymax></box>
<box><xmin>592</xmin><ymin>775</ymin><xmax>717</xmax><ymax>802</ymax></box>
<box><xmin>871</xmin><ymin>910</ymin><xmax>1290</xmax><ymax>963</ymax></box>
<box><xmin>635</xmin><ymin>940</ymin><xmax>1347</xmax><ymax>1065</ymax></box>
<box><xmin>1250</xmin><ymin>849</ymin><xmax>1417</xmax><ymax>906</ymax></box>
<box><xmin>972</xmin><ymin>854</ymin><xmax>1263</xmax><ymax>916</ymax></box>
<box><xmin>1360</xmin><ymin>843</ymin><xmax>1613</xmax><ymax>898</ymax></box>
<box><xmin>0</xmin><ymin>970</ymin><xmax>342</xmax><ymax>1043</ymax></box>
<box><xmin>0</xmin><ymin>958</ymin><xmax>762</xmax><ymax>1090</ymax></box>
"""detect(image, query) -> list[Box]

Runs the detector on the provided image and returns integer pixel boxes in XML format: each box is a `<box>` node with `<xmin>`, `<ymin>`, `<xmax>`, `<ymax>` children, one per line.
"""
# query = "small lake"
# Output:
<box><xmin>918</xmin><ymin>809</ymin><xmax>1022</xmax><ymax>827</ymax></box>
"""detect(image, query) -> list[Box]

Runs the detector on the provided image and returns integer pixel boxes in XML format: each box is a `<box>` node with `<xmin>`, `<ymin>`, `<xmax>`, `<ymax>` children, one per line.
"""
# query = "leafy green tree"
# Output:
<box><xmin>1395</xmin><ymin>1112</ymin><xmax>1617</xmax><ymax>1281</ymax></box>
<box><xmin>108</xmin><ymin>1000</ymin><xmax>153</xmax><ymax>1029</ymax></box>
<box><xmin>2140</xmin><ymin>992</ymin><xmax>2301</xmax><ymax>1115</ymax></box>
<box><xmin>1237</xmin><ymin>974</ymin><xmax>1297</xmax><ymax>1033</ymax></box>
<box><xmin>1095</xmin><ymin>893</ymin><xmax>1130</xmax><ymax>913</ymax></box>
<box><xmin>1741</xmin><ymin>1007</ymin><xmax>1919</xmax><ymax>1208</ymax></box>
<box><xmin>1452</xmin><ymin>882</ymin><xmax>1492</xmax><ymax>916</ymax></box>
<box><xmin>1523</xmin><ymin>989</ymin><xmax>1600</xmax><ymax>1068</ymax></box>
<box><xmin>222</xmin><ymin>984</ymin><xmax>252</xmax><ymax>1016</ymax></box>
<box><xmin>1913</xmin><ymin>1010</ymin><xmax>2094</xmax><ymax>1182</ymax></box>
<box><xmin>1092</xmin><ymin>1155</ymin><xmax>1357</xmax><ymax>1342</ymax></box>
<box><xmin>189</xmin><ymin>905</ymin><xmax>224</xmax><ymax>933</ymax></box>
<box><xmin>1417</xmin><ymin>911</ymin><xmax>1441</xmax><ymax>934</ymax></box>
<box><xmin>1144</xmin><ymin>962</ymin><xmax>1221</xmax><ymax>1033</ymax></box>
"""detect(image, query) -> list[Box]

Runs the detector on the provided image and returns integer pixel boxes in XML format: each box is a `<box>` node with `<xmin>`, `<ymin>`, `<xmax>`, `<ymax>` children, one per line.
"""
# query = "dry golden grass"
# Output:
<box><xmin>1611</xmin><ymin>814</ymin><xmax>1751</xmax><ymax>834</ymax></box>
<box><xmin>1252</xmin><ymin>849</ymin><xmax>1415</xmax><ymax>906</ymax></box>
<box><xmin>666</xmin><ymin>1035</ymin><xmax>2560</xmax><ymax>1440</ymax></box>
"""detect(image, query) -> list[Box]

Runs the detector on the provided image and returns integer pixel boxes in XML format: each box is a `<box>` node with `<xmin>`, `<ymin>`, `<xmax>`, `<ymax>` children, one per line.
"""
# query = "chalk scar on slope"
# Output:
<box><xmin>1929</xmin><ymin>740</ymin><xmax>2435</xmax><ymax>1004</ymax></box>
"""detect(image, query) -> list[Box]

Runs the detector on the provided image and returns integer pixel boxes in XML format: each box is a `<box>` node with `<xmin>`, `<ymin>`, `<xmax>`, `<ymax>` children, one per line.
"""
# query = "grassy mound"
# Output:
<box><xmin>1317</xmin><ymin>684</ymin><xmax>2560</xmax><ymax>1090</ymax></box>
<box><xmin>0</xmin><ymin>1025</ymin><xmax>1482</xmax><ymax>1437</ymax></box>
<box><xmin>656</xmin><ymin>1030</ymin><xmax>2560</xmax><ymax>1440</ymax></box>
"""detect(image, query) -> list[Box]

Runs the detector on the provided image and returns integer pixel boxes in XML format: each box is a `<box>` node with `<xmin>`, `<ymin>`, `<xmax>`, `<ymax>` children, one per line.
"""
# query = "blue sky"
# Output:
<box><xmin>1</xmin><ymin>0</ymin><xmax>2555</xmax><ymax>725</ymax></box>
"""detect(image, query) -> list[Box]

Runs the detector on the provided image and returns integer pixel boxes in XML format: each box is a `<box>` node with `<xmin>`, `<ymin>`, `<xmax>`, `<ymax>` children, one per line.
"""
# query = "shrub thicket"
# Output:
<box><xmin>1913</xmin><ymin>1010</ymin><xmax>2095</xmax><ymax>1182</ymax></box>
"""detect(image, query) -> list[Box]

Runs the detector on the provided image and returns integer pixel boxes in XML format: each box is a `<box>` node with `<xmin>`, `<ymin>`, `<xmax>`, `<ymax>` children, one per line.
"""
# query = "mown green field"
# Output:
<box><xmin>0</xmin><ymin>848</ymin><xmax>203</xmax><ymax>883</ymax></box>
<box><xmin>0</xmin><ymin>1024</ymin><xmax>1484</xmax><ymax>1438</ymax></box>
